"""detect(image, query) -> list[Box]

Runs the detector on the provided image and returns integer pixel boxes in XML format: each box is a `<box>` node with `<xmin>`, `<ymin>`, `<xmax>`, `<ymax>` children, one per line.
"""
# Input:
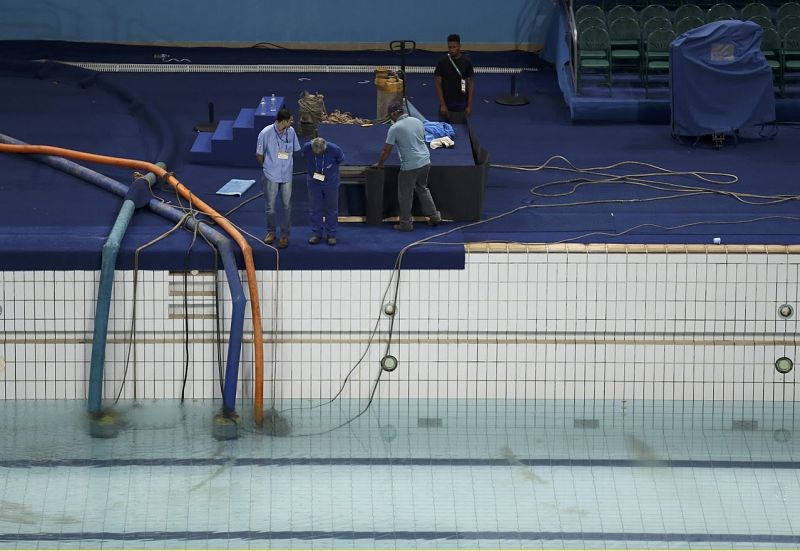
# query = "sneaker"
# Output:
<box><xmin>263</xmin><ymin>232</ymin><xmax>276</xmax><ymax>245</ymax></box>
<box><xmin>392</xmin><ymin>223</ymin><xmax>413</xmax><ymax>232</ymax></box>
<box><xmin>427</xmin><ymin>216</ymin><xmax>442</xmax><ymax>227</ymax></box>
<box><xmin>308</xmin><ymin>235</ymin><xmax>322</xmax><ymax>245</ymax></box>
<box><xmin>277</xmin><ymin>236</ymin><xmax>289</xmax><ymax>249</ymax></box>
<box><xmin>327</xmin><ymin>237</ymin><xmax>337</xmax><ymax>246</ymax></box>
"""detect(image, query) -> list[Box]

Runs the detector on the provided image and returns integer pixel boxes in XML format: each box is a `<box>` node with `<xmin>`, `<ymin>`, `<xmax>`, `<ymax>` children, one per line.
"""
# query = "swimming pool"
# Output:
<box><xmin>0</xmin><ymin>398</ymin><xmax>798</xmax><ymax>549</ymax></box>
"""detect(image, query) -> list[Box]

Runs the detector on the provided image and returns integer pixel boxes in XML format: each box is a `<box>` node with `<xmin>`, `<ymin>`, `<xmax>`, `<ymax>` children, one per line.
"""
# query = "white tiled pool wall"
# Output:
<box><xmin>1</xmin><ymin>249</ymin><xmax>796</xmax><ymax>426</ymax></box>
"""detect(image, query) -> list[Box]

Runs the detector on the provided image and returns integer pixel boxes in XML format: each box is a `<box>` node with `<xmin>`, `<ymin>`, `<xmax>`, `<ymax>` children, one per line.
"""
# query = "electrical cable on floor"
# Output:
<box><xmin>492</xmin><ymin>155</ymin><xmax>800</xmax><ymax>206</ymax></box>
<box><xmin>551</xmin><ymin>215</ymin><xmax>800</xmax><ymax>245</ymax></box>
<box><xmin>251</xmin><ymin>42</ymin><xmax>289</xmax><ymax>50</ymax></box>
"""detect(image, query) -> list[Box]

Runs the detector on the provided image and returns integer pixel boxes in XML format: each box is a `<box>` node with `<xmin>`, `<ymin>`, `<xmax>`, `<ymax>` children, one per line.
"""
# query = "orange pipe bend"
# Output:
<box><xmin>0</xmin><ymin>144</ymin><xmax>267</xmax><ymax>426</ymax></box>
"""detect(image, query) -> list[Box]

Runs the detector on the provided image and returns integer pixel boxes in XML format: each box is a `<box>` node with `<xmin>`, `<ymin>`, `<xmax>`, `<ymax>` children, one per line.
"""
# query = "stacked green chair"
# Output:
<box><xmin>609</xmin><ymin>16</ymin><xmax>643</xmax><ymax>78</ymax></box>
<box><xmin>579</xmin><ymin>16</ymin><xmax>609</xmax><ymax>33</ymax></box>
<box><xmin>607</xmin><ymin>4</ymin><xmax>638</xmax><ymax>24</ymax></box>
<box><xmin>782</xmin><ymin>27</ymin><xmax>800</xmax><ymax>94</ymax></box>
<box><xmin>644</xmin><ymin>28</ymin><xmax>676</xmax><ymax>95</ymax></box>
<box><xmin>740</xmin><ymin>2</ymin><xmax>771</xmax><ymax>20</ymax></box>
<box><xmin>578</xmin><ymin>17</ymin><xmax>610</xmax><ymax>63</ymax></box>
<box><xmin>778</xmin><ymin>15</ymin><xmax>800</xmax><ymax>36</ymax></box>
<box><xmin>610</xmin><ymin>15</ymin><xmax>642</xmax><ymax>47</ymax></box>
<box><xmin>577</xmin><ymin>26</ymin><xmax>613</xmax><ymax>93</ymax></box>
<box><xmin>576</xmin><ymin>4</ymin><xmax>607</xmax><ymax>22</ymax></box>
<box><xmin>706</xmin><ymin>2</ymin><xmax>738</xmax><ymax>22</ymax></box>
<box><xmin>777</xmin><ymin>2</ymin><xmax>800</xmax><ymax>21</ymax></box>
<box><xmin>674</xmin><ymin>3</ymin><xmax>705</xmax><ymax>21</ymax></box>
<box><xmin>642</xmin><ymin>16</ymin><xmax>674</xmax><ymax>41</ymax></box>
<box><xmin>675</xmin><ymin>15</ymin><xmax>706</xmax><ymax>34</ymax></box>
<box><xmin>640</xmin><ymin>3</ymin><xmax>670</xmax><ymax>24</ymax></box>
<box><xmin>748</xmin><ymin>15</ymin><xmax>775</xmax><ymax>28</ymax></box>
<box><xmin>761</xmin><ymin>26</ymin><xmax>783</xmax><ymax>94</ymax></box>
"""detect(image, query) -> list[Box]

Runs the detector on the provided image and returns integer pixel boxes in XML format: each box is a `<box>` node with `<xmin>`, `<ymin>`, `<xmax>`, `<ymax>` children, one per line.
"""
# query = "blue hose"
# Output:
<box><xmin>88</xmin><ymin>199</ymin><xmax>136</xmax><ymax>413</ymax></box>
<box><xmin>88</xmin><ymin>175</ymin><xmax>152</xmax><ymax>414</ymax></box>
<box><xmin>0</xmin><ymin>133</ymin><xmax>247</xmax><ymax>415</ymax></box>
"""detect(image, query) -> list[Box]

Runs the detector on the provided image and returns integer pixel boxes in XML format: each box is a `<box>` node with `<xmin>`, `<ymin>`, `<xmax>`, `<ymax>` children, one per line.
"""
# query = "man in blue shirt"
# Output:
<box><xmin>256</xmin><ymin>108</ymin><xmax>301</xmax><ymax>249</ymax></box>
<box><xmin>375</xmin><ymin>101</ymin><xmax>442</xmax><ymax>231</ymax></box>
<box><xmin>302</xmin><ymin>137</ymin><xmax>344</xmax><ymax>246</ymax></box>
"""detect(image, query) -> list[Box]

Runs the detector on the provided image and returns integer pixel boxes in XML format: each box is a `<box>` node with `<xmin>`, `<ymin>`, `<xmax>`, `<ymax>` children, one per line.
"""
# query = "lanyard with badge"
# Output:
<box><xmin>313</xmin><ymin>153</ymin><xmax>326</xmax><ymax>182</ymax></box>
<box><xmin>275</xmin><ymin>125</ymin><xmax>290</xmax><ymax>160</ymax></box>
<box><xmin>448</xmin><ymin>55</ymin><xmax>466</xmax><ymax>93</ymax></box>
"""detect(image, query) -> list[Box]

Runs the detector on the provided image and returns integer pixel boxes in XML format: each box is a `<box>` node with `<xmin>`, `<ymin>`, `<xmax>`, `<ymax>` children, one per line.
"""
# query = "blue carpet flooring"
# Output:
<box><xmin>0</xmin><ymin>44</ymin><xmax>799</xmax><ymax>271</ymax></box>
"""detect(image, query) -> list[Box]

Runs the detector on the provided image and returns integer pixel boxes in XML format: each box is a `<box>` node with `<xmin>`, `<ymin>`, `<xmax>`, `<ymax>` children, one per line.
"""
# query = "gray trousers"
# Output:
<box><xmin>397</xmin><ymin>163</ymin><xmax>440</xmax><ymax>226</ymax></box>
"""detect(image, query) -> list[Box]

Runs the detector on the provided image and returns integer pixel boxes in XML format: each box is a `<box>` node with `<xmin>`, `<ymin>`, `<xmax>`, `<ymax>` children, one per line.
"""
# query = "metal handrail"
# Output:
<box><xmin>564</xmin><ymin>0</ymin><xmax>579</xmax><ymax>93</ymax></box>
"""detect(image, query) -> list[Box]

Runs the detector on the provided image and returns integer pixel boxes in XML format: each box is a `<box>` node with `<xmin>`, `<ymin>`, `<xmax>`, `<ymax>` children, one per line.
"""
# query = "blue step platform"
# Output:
<box><xmin>189</xmin><ymin>96</ymin><xmax>283</xmax><ymax>166</ymax></box>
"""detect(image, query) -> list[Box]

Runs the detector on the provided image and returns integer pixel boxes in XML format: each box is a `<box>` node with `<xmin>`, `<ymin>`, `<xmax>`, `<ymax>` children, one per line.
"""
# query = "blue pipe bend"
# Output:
<box><xmin>88</xmin><ymin>199</ymin><xmax>137</xmax><ymax>414</ymax></box>
<box><xmin>0</xmin><ymin>133</ymin><xmax>247</xmax><ymax>415</ymax></box>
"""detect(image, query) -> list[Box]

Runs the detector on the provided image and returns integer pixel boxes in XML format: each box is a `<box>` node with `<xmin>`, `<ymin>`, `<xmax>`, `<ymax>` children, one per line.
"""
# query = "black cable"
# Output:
<box><xmin>286</xmin><ymin>366</ymin><xmax>387</xmax><ymax>437</ymax></box>
<box><xmin>181</xmin><ymin>261</ymin><xmax>190</xmax><ymax>402</ymax></box>
<box><xmin>179</xmin><ymin>193</ymin><xmax>202</xmax><ymax>403</ymax></box>
<box><xmin>116</xmin><ymin>213</ymin><xmax>193</xmax><ymax>404</ymax></box>
<box><xmin>251</xmin><ymin>42</ymin><xmax>289</xmax><ymax>50</ymax></box>
<box><xmin>255</xmin><ymin>222</ymin><xmax>415</xmax><ymax>437</ymax></box>
<box><xmin>269</xmin><ymin>263</ymin><xmax>400</xmax><ymax>427</ymax></box>
<box><xmin>184</xmin><ymin>221</ymin><xmax>225</xmax><ymax>396</ymax></box>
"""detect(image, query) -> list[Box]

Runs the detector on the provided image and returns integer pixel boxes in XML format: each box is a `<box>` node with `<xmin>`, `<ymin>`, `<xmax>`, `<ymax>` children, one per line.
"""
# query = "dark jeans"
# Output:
<box><xmin>438</xmin><ymin>110</ymin><xmax>467</xmax><ymax>124</ymax></box>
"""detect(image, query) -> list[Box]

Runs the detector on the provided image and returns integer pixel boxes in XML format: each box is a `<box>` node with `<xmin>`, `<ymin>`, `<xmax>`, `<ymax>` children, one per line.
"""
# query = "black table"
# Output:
<box><xmin>315</xmin><ymin>123</ymin><xmax>489</xmax><ymax>224</ymax></box>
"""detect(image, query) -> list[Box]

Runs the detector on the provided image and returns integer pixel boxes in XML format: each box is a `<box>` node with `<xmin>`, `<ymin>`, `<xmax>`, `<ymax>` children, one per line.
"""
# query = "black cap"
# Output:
<box><xmin>387</xmin><ymin>101</ymin><xmax>404</xmax><ymax>115</ymax></box>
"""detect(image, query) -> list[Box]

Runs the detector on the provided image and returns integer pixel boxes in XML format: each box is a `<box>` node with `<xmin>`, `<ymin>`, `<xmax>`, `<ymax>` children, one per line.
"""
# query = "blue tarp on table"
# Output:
<box><xmin>670</xmin><ymin>20</ymin><xmax>775</xmax><ymax>137</ymax></box>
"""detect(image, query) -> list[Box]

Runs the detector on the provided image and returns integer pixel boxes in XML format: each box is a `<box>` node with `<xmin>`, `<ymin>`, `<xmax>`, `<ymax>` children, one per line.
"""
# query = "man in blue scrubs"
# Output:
<box><xmin>302</xmin><ymin>137</ymin><xmax>344</xmax><ymax>246</ymax></box>
<box><xmin>256</xmin><ymin>108</ymin><xmax>301</xmax><ymax>249</ymax></box>
<box><xmin>375</xmin><ymin>101</ymin><xmax>442</xmax><ymax>231</ymax></box>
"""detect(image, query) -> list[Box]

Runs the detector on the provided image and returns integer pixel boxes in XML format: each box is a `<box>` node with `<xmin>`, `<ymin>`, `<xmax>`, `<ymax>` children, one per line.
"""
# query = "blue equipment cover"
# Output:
<box><xmin>670</xmin><ymin>20</ymin><xmax>775</xmax><ymax>137</ymax></box>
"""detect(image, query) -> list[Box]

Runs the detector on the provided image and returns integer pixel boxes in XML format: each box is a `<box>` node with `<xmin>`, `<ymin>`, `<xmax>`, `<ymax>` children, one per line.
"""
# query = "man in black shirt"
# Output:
<box><xmin>434</xmin><ymin>33</ymin><xmax>475</xmax><ymax>124</ymax></box>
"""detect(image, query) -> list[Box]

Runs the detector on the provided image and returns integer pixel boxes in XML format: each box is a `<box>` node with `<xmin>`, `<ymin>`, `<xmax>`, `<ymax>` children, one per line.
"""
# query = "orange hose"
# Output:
<box><xmin>0</xmin><ymin>144</ymin><xmax>266</xmax><ymax>425</ymax></box>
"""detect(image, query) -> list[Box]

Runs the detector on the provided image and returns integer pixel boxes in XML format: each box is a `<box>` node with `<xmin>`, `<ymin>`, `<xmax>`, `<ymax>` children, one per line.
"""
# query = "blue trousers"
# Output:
<box><xmin>307</xmin><ymin>179</ymin><xmax>340</xmax><ymax>237</ymax></box>
<box><xmin>264</xmin><ymin>177</ymin><xmax>292</xmax><ymax>237</ymax></box>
